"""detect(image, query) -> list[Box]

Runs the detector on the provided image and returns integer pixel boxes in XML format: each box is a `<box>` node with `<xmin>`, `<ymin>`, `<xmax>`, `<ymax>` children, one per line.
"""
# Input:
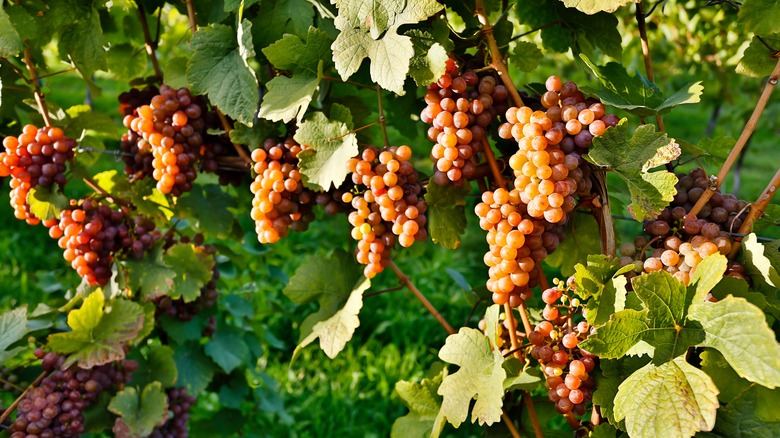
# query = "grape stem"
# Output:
<box><xmin>523</xmin><ymin>391</ymin><xmax>545</xmax><ymax>438</ymax></box>
<box><xmin>136</xmin><ymin>3</ymin><xmax>164</xmax><ymax>82</ymax></box>
<box><xmin>388</xmin><ymin>261</ymin><xmax>456</xmax><ymax>334</ymax></box>
<box><xmin>328</xmin><ymin>119</ymin><xmax>385</xmax><ymax>141</ymax></box>
<box><xmin>504</xmin><ymin>302</ymin><xmax>523</xmax><ymax>360</ymax></box>
<box><xmin>215</xmin><ymin>110</ymin><xmax>253</xmax><ymax>166</ymax></box>
<box><xmin>728</xmin><ymin>167</ymin><xmax>780</xmax><ymax>257</ymax></box>
<box><xmin>635</xmin><ymin>1</ymin><xmax>665</xmax><ymax>132</ymax></box>
<box><xmin>320</xmin><ymin>76</ymin><xmax>377</xmax><ymax>90</ymax></box>
<box><xmin>500</xmin><ymin>411</ymin><xmax>523</xmax><ymax>438</ymax></box>
<box><xmin>22</xmin><ymin>47</ymin><xmax>52</xmax><ymax>127</ymax></box>
<box><xmin>376</xmin><ymin>86</ymin><xmax>390</xmax><ymax>148</ymax></box>
<box><xmin>689</xmin><ymin>56</ymin><xmax>780</xmax><ymax>217</ymax></box>
<box><xmin>474</xmin><ymin>0</ymin><xmax>525</xmax><ymax>107</ymax></box>
<box><xmin>362</xmin><ymin>285</ymin><xmax>405</xmax><ymax>298</ymax></box>
<box><xmin>517</xmin><ymin>302</ymin><xmax>534</xmax><ymax>335</ymax></box>
<box><xmin>0</xmin><ymin>377</ymin><xmax>24</xmax><ymax>393</ymax></box>
<box><xmin>82</xmin><ymin>176</ymin><xmax>132</xmax><ymax>208</ymax></box>
<box><xmin>0</xmin><ymin>370</ymin><xmax>49</xmax><ymax>425</ymax></box>
<box><xmin>563</xmin><ymin>411</ymin><xmax>581</xmax><ymax>430</ymax></box>
<box><xmin>185</xmin><ymin>0</ymin><xmax>197</xmax><ymax>35</ymax></box>
<box><xmin>481</xmin><ymin>137</ymin><xmax>506</xmax><ymax>189</ymax></box>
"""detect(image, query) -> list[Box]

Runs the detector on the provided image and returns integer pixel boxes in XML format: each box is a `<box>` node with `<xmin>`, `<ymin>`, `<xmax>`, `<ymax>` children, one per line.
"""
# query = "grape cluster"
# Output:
<box><xmin>149</xmin><ymin>387</ymin><xmax>196</xmax><ymax>438</ymax></box>
<box><xmin>422</xmin><ymin>60</ymin><xmax>509</xmax><ymax>186</ymax></box>
<box><xmin>49</xmin><ymin>200</ymin><xmax>160</xmax><ymax>286</ymax></box>
<box><xmin>500</xmin><ymin>76</ymin><xmax>618</xmax><ymax>224</ymax></box>
<box><xmin>9</xmin><ymin>350</ymin><xmax>136</xmax><ymax>438</ymax></box>
<box><xmin>474</xmin><ymin>188</ymin><xmax>564</xmax><ymax>306</ymax></box>
<box><xmin>122</xmin><ymin>85</ymin><xmax>207</xmax><ymax>195</ymax></box>
<box><xmin>345</xmin><ymin>145</ymin><xmax>427</xmax><ymax>278</ymax></box>
<box><xmin>250</xmin><ymin>138</ymin><xmax>316</xmax><ymax>244</ymax></box>
<box><xmin>528</xmin><ymin>280</ymin><xmax>596</xmax><ymax>416</ymax></box>
<box><xmin>0</xmin><ymin>125</ymin><xmax>76</xmax><ymax>225</ymax></box>
<box><xmin>620</xmin><ymin>168</ymin><xmax>748</xmax><ymax>284</ymax></box>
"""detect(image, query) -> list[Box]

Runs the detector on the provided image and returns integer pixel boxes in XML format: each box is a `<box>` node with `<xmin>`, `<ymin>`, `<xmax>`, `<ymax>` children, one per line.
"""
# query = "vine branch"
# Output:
<box><xmin>185</xmin><ymin>0</ymin><xmax>197</xmax><ymax>35</ymax></box>
<box><xmin>481</xmin><ymin>137</ymin><xmax>506</xmax><ymax>189</ymax></box>
<box><xmin>215</xmin><ymin>110</ymin><xmax>253</xmax><ymax>166</ymax></box>
<box><xmin>474</xmin><ymin>0</ymin><xmax>524</xmax><ymax>108</ymax></box>
<box><xmin>136</xmin><ymin>3</ymin><xmax>164</xmax><ymax>82</ymax></box>
<box><xmin>636</xmin><ymin>1</ymin><xmax>665</xmax><ymax>131</ymax></box>
<box><xmin>523</xmin><ymin>391</ymin><xmax>545</xmax><ymax>438</ymax></box>
<box><xmin>82</xmin><ymin>176</ymin><xmax>132</xmax><ymax>208</ymax></box>
<box><xmin>388</xmin><ymin>261</ymin><xmax>456</xmax><ymax>335</ymax></box>
<box><xmin>728</xmin><ymin>168</ymin><xmax>780</xmax><ymax>257</ymax></box>
<box><xmin>22</xmin><ymin>48</ymin><xmax>52</xmax><ymax>127</ymax></box>
<box><xmin>689</xmin><ymin>56</ymin><xmax>780</xmax><ymax>216</ymax></box>
<box><xmin>376</xmin><ymin>86</ymin><xmax>390</xmax><ymax>148</ymax></box>
<box><xmin>0</xmin><ymin>370</ymin><xmax>49</xmax><ymax>425</ymax></box>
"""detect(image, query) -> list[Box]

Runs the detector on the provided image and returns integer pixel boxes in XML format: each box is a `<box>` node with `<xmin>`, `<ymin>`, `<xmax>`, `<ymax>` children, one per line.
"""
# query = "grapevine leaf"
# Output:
<box><xmin>510</xmin><ymin>41</ymin><xmax>544</xmax><ymax>73</ymax></box>
<box><xmin>27</xmin><ymin>186</ymin><xmax>68</xmax><ymax>221</ymax></box>
<box><xmin>514</xmin><ymin>0</ymin><xmax>622</xmax><ymax>59</ymax></box>
<box><xmin>483</xmin><ymin>304</ymin><xmax>502</xmax><ymax>350</ymax></box>
<box><xmin>570</xmin><ymin>254</ymin><xmax>632</xmax><ymax>325</ymax></box>
<box><xmin>714</xmin><ymin>384</ymin><xmax>780</xmax><ymax>437</ymax></box>
<box><xmin>262</xmin><ymin>27</ymin><xmax>331</xmax><ymax>76</ymax></box>
<box><xmin>59</xmin><ymin>9</ymin><xmax>107</xmax><ymax>77</ymax></box>
<box><xmin>205</xmin><ymin>327</ymin><xmax>251</xmax><ymax>373</ymax></box>
<box><xmin>163</xmin><ymin>244</ymin><xmax>215</xmax><ymax>303</ymax></box>
<box><xmin>135</xmin><ymin>302</ymin><xmax>155</xmax><ymax>347</ymax></box>
<box><xmin>129</xmin><ymin>181</ymin><xmax>172</xmax><ymax>221</ymax></box>
<box><xmin>258</xmin><ymin>66</ymin><xmax>321</xmax><ymax>123</ymax></box>
<box><xmin>230</xmin><ymin>120</ymin><xmax>280</xmax><ymax>149</ymax></box>
<box><xmin>92</xmin><ymin>170</ymin><xmax>132</xmax><ymax>198</ymax></box>
<box><xmin>293</xmin><ymin>111</ymin><xmax>358</xmax><ymax>191</ymax></box>
<box><xmin>594</xmin><ymin>356</ymin><xmax>650</xmax><ymax>425</ymax></box>
<box><xmin>547</xmin><ymin>214</ymin><xmax>603</xmax><ymax>277</ymax></box>
<box><xmin>159</xmin><ymin>315</ymin><xmax>208</xmax><ymax>344</ymax></box>
<box><xmin>580</xmin><ymin>55</ymin><xmax>703</xmax><ymax>117</ymax></box>
<box><xmin>130</xmin><ymin>344</ymin><xmax>178</xmax><ymax>389</ymax></box>
<box><xmin>392</xmin><ymin>371</ymin><xmax>446</xmax><ymax>438</ymax></box>
<box><xmin>163</xmin><ymin>56</ymin><xmax>189</xmax><ymax>89</ymax></box>
<box><xmin>613</xmin><ymin>357</ymin><xmax>719</xmax><ymax>438</ymax></box>
<box><xmin>587</xmin><ymin>119</ymin><xmax>679</xmax><ymax>221</ymax></box>
<box><xmin>406</xmin><ymin>30</ymin><xmax>449</xmax><ymax>86</ymax></box>
<box><xmin>740</xmin><ymin>233</ymin><xmax>780</xmax><ymax>289</ymax></box>
<box><xmin>224</xmin><ymin>0</ymin><xmax>261</xmax><ymax>12</ymax></box>
<box><xmin>174</xmin><ymin>345</ymin><xmax>216</xmax><ymax>396</ymax></box>
<box><xmin>688</xmin><ymin>254</ymin><xmax>727</xmax><ymax>303</ymax></box>
<box><xmin>737</xmin><ymin>35</ymin><xmax>780</xmax><ymax>78</ymax></box>
<box><xmin>754</xmin><ymin>204</ymin><xmax>780</xmax><ymax>233</ymax></box>
<box><xmin>106</xmin><ymin>43</ymin><xmax>147</xmax><ymax>80</ymax></box>
<box><xmin>250</xmin><ymin>0</ymin><xmax>313</xmax><ymax>50</ymax></box>
<box><xmin>0</xmin><ymin>0</ymin><xmax>23</xmax><ymax>57</ymax></box>
<box><xmin>330</xmin><ymin>0</ymin><xmax>442</xmax><ymax>94</ymax></box>
<box><xmin>284</xmin><ymin>249</ymin><xmax>367</xmax><ymax>359</ymax></box>
<box><xmin>108</xmin><ymin>382</ymin><xmax>168</xmax><ymax>437</ymax></box>
<box><xmin>701</xmin><ymin>349</ymin><xmax>752</xmax><ymax>404</ymax></box>
<box><xmin>502</xmin><ymin>359</ymin><xmax>542</xmax><ymax>390</ymax></box>
<box><xmin>688</xmin><ymin>296</ymin><xmax>780</xmax><ymax>388</ymax></box>
<box><xmin>436</xmin><ymin>328</ymin><xmax>506</xmax><ymax>428</ymax></box>
<box><xmin>561</xmin><ymin>0</ymin><xmax>638</xmax><ymax>14</ymax></box>
<box><xmin>177</xmin><ymin>184</ymin><xmax>238</xmax><ymax>239</ymax></box>
<box><xmin>187</xmin><ymin>23</ymin><xmax>259</xmax><ymax>126</ymax></box>
<box><xmin>424</xmin><ymin>182</ymin><xmax>470</xmax><ymax>249</ymax></box>
<box><xmin>678</xmin><ymin>136</ymin><xmax>733</xmax><ymax>169</ymax></box>
<box><xmin>580</xmin><ymin>309</ymin><xmax>649</xmax><ymax>358</ymax></box>
<box><xmin>48</xmin><ymin>291</ymin><xmax>145</xmax><ymax>368</ymax></box>
<box><xmin>124</xmin><ymin>244</ymin><xmax>176</xmax><ymax>300</ymax></box>
<box><xmin>0</xmin><ymin>307</ymin><xmax>28</xmax><ymax>364</ymax></box>
<box><xmin>738</xmin><ymin>0</ymin><xmax>780</xmax><ymax>36</ymax></box>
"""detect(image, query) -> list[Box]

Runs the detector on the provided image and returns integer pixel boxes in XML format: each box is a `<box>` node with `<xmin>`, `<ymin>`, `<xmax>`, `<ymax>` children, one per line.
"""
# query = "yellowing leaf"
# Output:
<box><xmin>436</xmin><ymin>328</ymin><xmax>506</xmax><ymax>429</ymax></box>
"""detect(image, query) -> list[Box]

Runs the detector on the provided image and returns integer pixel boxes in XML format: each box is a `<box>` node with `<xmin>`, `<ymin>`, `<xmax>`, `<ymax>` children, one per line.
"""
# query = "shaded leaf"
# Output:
<box><xmin>205</xmin><ymin>328</ymin><xmax>251</xmax><ymax>373</ymax></box>
<box><xmin>0</xmin><ymin>306</ymin><xmax>28</xmax><ymax>364</ymax></box>
<box><xmin>124</xmin><ymin>244</ymin><xmax>176</xmax><ymax>300</ymax></box>
<box><xmin>163</xmin><ymin>244</ymin><xmax>215</xmax><ymax>303</ymax></box>
<box><xmin>737</xmin><ymin>35</ymin><xmax>780</xmax><ymax>78</ymax></box>
<box><xmin>392</xmin><ymin>371</ymin><xmax>445</xmax><ymax>438</ymax></box>
<box><xmin>108</xmin><ymin>382</ymin><xmax>168</xmax><ymax>437</ymax></box>
<box><xmin>561</xmin><ymin>0</ymin><xmax>637</xmax><ymax>14</ymax></box>
<box><xmin>510</xmin><ymin>41</ymin><xmax>544</xmax><ymax>73</ymax></box>
<box><xmin>738</xmin><ymin>0</ymin><xmax>780</xmax><ymax>36</ymax></box>
<box><xmin>406</xmin><ymin>29</ymin><xmax>449</xmax><ymax>86</ymax></box>
<box><xmin>130</xmin><ymin>344</ymin><xmax>178</xmax><ymax>389</ymax></box>
<box><xmin>174</xmin><ymin>345</ymin><xmax>216</xmax><ymax>396</ymax></box>
<box><xmin>424</xmin><ymin>182</ymin><xmax>470</xmax><ymax>249</ymax></box>
<box><xmin>0</xmin><ymin>1</ymin><xmax>23</xmax><ymax>57</ymax></box>
<box><xmin>293</xmin><ymin>111</ymin><xmax>358</xmax><ymax>191</ymax></box>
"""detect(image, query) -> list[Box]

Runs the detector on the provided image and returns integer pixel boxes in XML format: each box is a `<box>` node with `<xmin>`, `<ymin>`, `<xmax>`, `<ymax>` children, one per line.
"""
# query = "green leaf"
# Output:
<box><xmin>392</xmin><ymin>371</ymin><xmax>446</xmax><ymax>438</ymax></box>
<box><xmin>701</xmin><ymin>349</ymin><xmax>751</xmax><ymax>404</ymax></box>
<box><xmin>0</xmin><ymin>0</ymin><xmax>23</xmax><ymax>57</ymax></box>
<box><xmin>570</xmin><ymin>254</ymin><xmax>631</xmax><ymax>325</ymax></box>
<box><xmin>580</xmin><ymin>309</ymin><xmax>648</xmax><ymax>358</ymax></box>
<box><xmin>27</xmin><ymin>186</ymin><xmax>68</xmax><ymax>221</ymax></box>
<box><xmin>688</xmin><ymin>254</ymin><xmax>728</xmax><ymax>303</ymax></box>
<box><xmin>187</xmin><ymin>23</ymin><xmax>259</xmax><ymax>126</ymax></box>
<box><xmin>483</xmin><ymin>304</ymin><xmax>502</xmax><ymax>350</ymax></box>
<box><xmin>754</xmin><ymin>204</ymin><xmax>780</xmax><ymax>233</ymax></box>
<box><xmin>547</xmin><ymin>214</ymin><xmax>603</xmax><ymax>278</ymax></box>
<box><xmin>163</xmin><ymin>244</ymin><xmax>215</xmax><ymax>302</ymax></box>
<box><xmin>163</xmin><ymin>56</ymin><xmax>190</xmax><ymax>89</ymax></box>
<box><xmin>561</xmin><ymin>0</ymin><xmax>637</xmax><ymax>14</ymax></box>
<box><xmin>740</xmin><ymin>233</ymin><xmax>780</xmax><ymax>289</ymax></box>
<box><xmin>614</xmin><ymin>357</ymin><xmax>718</xmax><ymax>438</ymax></box>
<box><xmin>587</xmin><ymin>120</ymin><xmax>680</xmax><ymax>221</ymax></box>
<box><xmin>580</xmin><ymin>55</ymin><xmax>703</xmax><ymax>117</ymax></box>
<box><xmin>177</xmin><ymin>184</ymin><xmax>238</xmax><ymax>239</ymax></box>
<box><xmin>124</xmin><ymin>244</ymin><xmax>176</xmax><ymax>300</ymax></box>
<box><xmin>594</xmin><ymin>356</ymin><xmax>650</xmax><ymax>424</ymax></box>
<box><xmin>293</xmin><ymin>111</ymin><xmax>358</xmax><ymax>191</ymax></box>
<box><xmin>108</xmin><ymin>382</ymin><xmax>168</xmax><ymax>437</ymax></box>
<box><xmin>510</xmin><ymin>41</ymin><xmax>544</xmax><ymax>73</ymax></box>
<box><xmin>436</xmin><ymin>328</ymin><xmax>506</xmax><ymax>428</ymax></box>
<box><xmin>59</xmin><ymin>9</ymin><xmax>107</xmax><ymax>77</ymax></box>
<box><xmin>262</xmin><ymin>26</ymin><xmax>331</xmax><ymax>76</ymax></box>
<box><xmin>502</xmin><ymin>358</ymin><xmax>542</xmax><ymax>390</ymax></box>
<box><xmin>229</xmin><ymin>120</ymin><xmax>280</xmax><ymax>149</ymax></box>
<box><xmin>688</xmin><ymin>296</ymin><xmax>780</xmax><ymax>388</ymax></box>
<box><xmin>424</xmin><ymin>182</ymin><xmax>470</xmax><ymax>249</ymax></box>
<box><xmin>714</xmin><ymin>384</ymin><xmax>780</xmax><ymax>438</ymax></box>
<box><xmin>738</xmin><ymin>34</ymin><xmax>780</xmax><ymax>78</ymax></box>
<box><xmin>284</xmin><ymin>249</ymin><xmax>368</xmax><ymax>359</ymax></box>
<box><xmin>679</xmin><ymin>136</ymin><xmax>734</xmax><ymax>169</ymax></box>
<box><xmin>174</xmin><ymin>345</ymin><xmax>216</xmax><ymax>396</ymax></box>
<box><xmin>0</xmin><ymin>306</ymin><xmax>28</xmax><ymax>364</ymax></box>
<box><xmin>738</xmin><ymin>0</ymin><xmax>780</xmax><ymax>36</ymax></box>
<box><xmin>258</xmin><ymin>70</ymin><xmax>321</xmax><ymax>123</ymax></box>
<box><xmin>130</xmin><ymin>344</ymin><xmax>178</xmax><ymax>389</ymax></box>
<box><xmin>205</xmin><ymin>328</ymin><xmax>251</xmax><ymax>373</ymax></box>
<box><xmin>106</xmin><ymin>43</ymin><xmax>148</xmax><ymax>80</ymax></box>
<box><xmin>48</xmin><ymin>291</ymin><xmax>145</xmax><ymax>368</ymax></box>
<box><xmin>406</xmin><ymin>30</ymin><xmax>449</xmax><ymax>86</ymax></box>
<box><xmin>250</xmin><ymin>0</ymin><xmax>313</xmax><ymax>50</ymax></box>
<box><xmin>330</xmin><ymin>0</ymin><xmax>442</xmax><ymax>94</ymax></box>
